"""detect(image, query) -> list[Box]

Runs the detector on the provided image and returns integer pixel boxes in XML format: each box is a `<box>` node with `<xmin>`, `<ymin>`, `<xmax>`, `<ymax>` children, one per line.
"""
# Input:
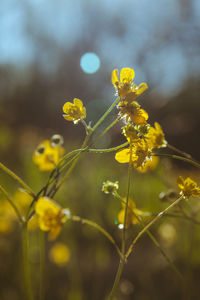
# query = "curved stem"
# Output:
<box><xmin>0</xmin><ymin>185</ymin><xmax>24</xmax><ymax>223</ymax></box>
<box><xmin>167</xmin><ymin>144</ymin><xmax>192</xmax><ymax>159</ymax></box>
<box><xmin>126</xmin><ymin>195</ymin><xmax>184</xmax><ymax>259</ymax></box>
<box><xmin>153</xmin><ymin>153</ymin><xmax>200</xmax><ymax>169</ymax></box>
<box><xmin>107</xmin><ymin>259</ymin><xmax>124</xmax><ymax>300</ymax></box>
<box><xmin>92</xmin><ymin>97</ymin><xmax>119</xmax><ymax>132</ymax></box>
<box><xmin>0</xmin><ymin>162</ymin><xmax>35</xmax><ymax>196</ymax></box>
<box><xmin>70</xmin><ymin>215</ymin><xmax>123</xmax><ymax>260</ymax></box>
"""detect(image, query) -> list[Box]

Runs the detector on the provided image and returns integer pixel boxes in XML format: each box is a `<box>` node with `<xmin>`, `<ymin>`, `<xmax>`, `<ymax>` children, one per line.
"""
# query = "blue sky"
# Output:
<box><xmin>0</xmin><ymin>0</ymin><xmax>200</xmax><ymax>95</ymax></box>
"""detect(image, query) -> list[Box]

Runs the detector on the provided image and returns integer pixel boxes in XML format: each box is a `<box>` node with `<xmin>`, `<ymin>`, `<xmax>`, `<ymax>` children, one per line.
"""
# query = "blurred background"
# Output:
<box><xmin>0</xmin><ymin>0</ymin><xmax>200</xmax><ymax>299</ymax></box>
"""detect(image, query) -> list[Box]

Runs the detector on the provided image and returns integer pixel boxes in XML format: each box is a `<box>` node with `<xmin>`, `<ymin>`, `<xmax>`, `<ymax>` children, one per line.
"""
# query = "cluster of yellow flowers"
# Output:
<box><xmin>111</xmin><ymin>68</ymin><xmax>167</xmax><ymax>171</ymax></box>
<box><xmin>28</xmin><ymin>66</ymin><xmax>200</xmax><ymax>240</ymax></box>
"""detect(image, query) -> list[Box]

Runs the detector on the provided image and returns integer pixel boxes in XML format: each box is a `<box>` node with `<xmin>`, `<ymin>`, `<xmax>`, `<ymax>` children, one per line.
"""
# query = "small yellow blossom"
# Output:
<box><xmin>49</xmin><ymin>243</ymin><xmax>70</xmax><ymax>266</ymax></box>
<box><xmin>115</xmin><ymin>139</ymin><xmax>152</xmax><ymax>168</ymax></box>
<box><xmin>145</xmin><ymin>122</ymin><xmax>167</xmax><ymax>149</ymax></box>
<box><xmin>102</xmin><ymin>180</ymin><xmax>119</xmax><ymax>194</ymax></box>
<box><xmin>111</xmin><ymin>68</ymin><xmax>148</xmax><ymax>101</ymax></box>
<box><xmin>137</xmin><ymin>156</ymin><xmax>159</xmax><ymax>173</ymax></box>
<box><xmin>63</xmin><ymin>98</ymin><xmax>86</xmax><ymax>124</ymax></box>
<box><xmin>33</xmin><ymin>139</ymin><xmax>64</xmax><ymax>171</ymax></box>
<box><xmin>118</xmin><ymin>200</ymin><xmax>148</xmax><ymax>228</ymax></box>
<box><xmin>177</xmin><ymin>176</ymin><xmax>200</xmax><ymax>199</ymax></box>
<box><xmin>118</xmin><ymin>100</ymin><xmax>149</xmax><ymax>125</ymax></box>
<box><xmin>35</xmin><ymin>197</ymin><xmax>69</xmax><ymax>240</ymax></box>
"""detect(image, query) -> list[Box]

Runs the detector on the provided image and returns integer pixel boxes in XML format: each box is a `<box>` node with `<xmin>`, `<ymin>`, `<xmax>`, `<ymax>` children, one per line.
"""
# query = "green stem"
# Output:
<box><xmin>91</xmin><ymin>97</ymin><xmax>119</xmax><ymax>132</ymax></box>
<box><xmin>153</xmin><ymin>153</ymin><xmax>200</xmax><ymax>169</ymax></box>
<box><xmin>122</xmin><ymin>148</ymin><xmax>132</xmax><ymax>254</ymax></box>
<box><xmin>39</xmin><ymin>230</ymin><xmax>45</xmax><ymax>300</ymax></box>
<box><xmin>0</xmin><ymin>185</ymin><xmax>24</xmax><ymax>223</ymax></box>
<box><xmin>107</xmin><ymin>259</ymin><xmax>125</xmax><ymax>300</ymax></box>
<box><xmin>167</xmin><ymin>144</ymin><xmax>192</xmax><ymax>159</ymax></box>
<box><xmin>0</xmin><ymin>162</ymin><xmax>34</xmax><ymax>195</ymax></box>
<box><xmin>108</xmin><ymin>146</ymin><xmax>133</xmax><ymax>299</ymax></box>
<box><xmin>88</xmin><ymin>142</ymin><xmax>129</xmax><ymax>153</ymax></box>
<box><xmin>22</xmin><ymin>223</ymin><xmax>34</xmax><ymax>300</ymax></box>
<box><xmin>126</xmin><ymin>195</ymin><xmax>184</xmax><ymax>259</ymax></box>
<box><xmin>70</xmin><ymin>215</ymin><xmax>123</xmax><ymax>260</ymax></box>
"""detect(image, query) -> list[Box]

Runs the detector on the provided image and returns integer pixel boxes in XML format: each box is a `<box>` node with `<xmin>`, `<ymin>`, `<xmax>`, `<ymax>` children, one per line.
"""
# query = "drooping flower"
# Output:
<box><xmin>118</xmin><ymin>100</ymin><xmax>149</xmax><ymax>125</ymax></box>
<box><xmin>35</xmin><ymin>197</ymin><xmax>70</xmax><ymax>240</ymax></box>
<box><xmin>115</xmin><ymin>139</ymin><xmax>152</xmax><ymax>168</ymax></box>
<box><xmin>177</xmin><ymin>176</ymin><xmax>200</xmax><ymax>199</ymax></box>
<box><xmin>145</xmin><ymin>122</ymin><xmax>167</xmax><ymax>149</ymax></box>
<box><xmin>33</xmin><ymin>138</ymin><xmax>64</xmax><ymax>171</ymax></box>
<box><xmin>49</xmin><ymin>243</ymin><xmax>70</xmax><ymax>266</ymax></box>
<box><xmin>111</xmin><ymin>68</ymin><xmax>148</xmax><ymax>101</ymax></box>
<box><xmin>63</xmin><ymin>98</ymin><xmax>86</xmax><ymax>124</ymax></box>
<box><xmin>117</xmin><ymin>199</ymin><xmax>149</xmax><ymax>228</ymax></box>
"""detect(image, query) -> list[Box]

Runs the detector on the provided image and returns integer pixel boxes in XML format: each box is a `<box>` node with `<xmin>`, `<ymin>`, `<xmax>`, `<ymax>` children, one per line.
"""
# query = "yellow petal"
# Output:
<box><xmin>120</xmin><ymin>68</ymin><xmax>135</xmax><ymax>83</ymax></box>
<box><xmin>73</xmin><ymin>98</ymin><xmax>83</xmax><ymax>109</ymax></box>
<box><xmin>111</xmin><ymin>69</ymin><xmax>119</xmax><ymax>87</ymax></box>
<box><xmin>115</xmin><ymin>148</ymin><xmax>131</xmax><ymax>163</ymax></box>
<box><xmin>35</xmin><ymin>197</ymin><xmax>60</xmax><ymax>217</ymax></box>
<box><xmin>136</xmin><ymin>82</ymin><xmax>148</xmax><ymax>95</ymax></box>
<box><xmin>62</xmin><ymin>102</ymin><xmax>73</xmax><ymax>114</ymax></box>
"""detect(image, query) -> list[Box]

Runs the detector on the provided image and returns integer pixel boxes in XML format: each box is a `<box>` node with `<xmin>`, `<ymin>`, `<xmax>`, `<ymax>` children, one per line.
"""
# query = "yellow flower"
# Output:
<box><xmin>115</xmin><ymin>139</ymin><xmax>152</xmax><ymax>168</ymax></box>
<box><xmin>118</xmin><ymin>200</ymin><xmax>148</xmax><ymax>228</ymax></box>
<box><xmin>49</xmin><ymin>243</ymin><xmax>70</xmax><ymax>266</ymax></box>
<box><xmin>33</xmin><ymin>139</ymin><xmax>64</xmax><ymax>171</ymax></box>
<box><xmin>145</xmin><ymin>122</ymin><xmax>167</xmax><ymax>149</ymax></box>
<box><xmin>102</xmin><ymin>180</ymin><xmax>119</xmax><ymax>194</ymax></box>
<box><xmin>35</xmin><ymin>197</ymin><xmax>69</xmax><ymax>240</ymax></box>
<box><xmin>118</xmin><ymin>100</ymin><xmax>149</xmax><ymax>125</ymax></box>
<box><xmin>177</xmin><ymin>176</ymin><xmax>200</xmax><ymax>199</ymax></box>
<box><xmin>137</xmin><ymin>156</ymin><xmax>159</xmax><ymax>173</ymax></box>
<box><xmin>111</xmin><ymin>68</ymin><xmax>148</xmax><ymax>100</ymax></box>
<box><xmin>63</xmin><ymin>98</ymin><xmax>86</xmax><ymax>124</ymax></box>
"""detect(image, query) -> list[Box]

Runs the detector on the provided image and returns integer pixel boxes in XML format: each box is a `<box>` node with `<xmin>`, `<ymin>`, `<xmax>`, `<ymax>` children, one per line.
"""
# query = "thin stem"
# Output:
<box><xmin>22</xmin><ymin>223</ymin><xmax>34</xmax><ymax>300</ymax></box>
<box><xmin>88</xmin><ymin>142</ymin><xmax>129</xmax><ymax>153</ymax></box>
<box><xmin>0</xmin><ymin>162</ymin><xmax>35</xmax><ymax>195</ymax></box>
<box><xmin>93</xmin><ymin>116</ymin><xmax>121</xmax><ymax>144</ymax></box>
<box><xmin>107</xmin><ymin>259</ymin><xmax>124</xmax><ymax>300</ymax></box>
<box><xmin>70</xmin><ymin>215</ymin><xmax>123</xmax><ymax>260</ymax></box>
<box><xmin>153</xmin><ymin>153</ymin><xmax>200</xmax><ymax>169</ymax></box>
<box><xmin>39</xmin><ymin>230</ymin><xmax>45</xmax><ymax>300</ymax></box>
<box><xmin>108</xmin><ymin>146</ymin><xmax>133</xmax><ymax>300</ymax></box>
<box><xmin>126</xmin><ymin>195</ymin><xmax>184</xmax><ymax>259</ymax></box>
<box><xmin>167</xmin><ymin>144</ymin><xmax>192</xmax><ymax>159</ymax></box>
<box><xmin>0</xmin><ymin>185</ymin><xmax>24</xmax><ymax>223</ymax></box>
<box><xmin>122</xmin><ymin>147</ymin><xmax>132</xmax><ymax>254</ymax></box>
<box><xmin>92</xmin><ymin>97</ymin><xmax>119</xmax><ymax>132</ymax></box>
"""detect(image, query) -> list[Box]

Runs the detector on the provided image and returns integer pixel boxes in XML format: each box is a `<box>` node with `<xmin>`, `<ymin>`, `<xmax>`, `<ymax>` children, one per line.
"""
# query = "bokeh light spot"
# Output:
<box><xmin>80</xmin><ymin>52</ymin><xmax>100</xmax><ymax>74</ymax></box>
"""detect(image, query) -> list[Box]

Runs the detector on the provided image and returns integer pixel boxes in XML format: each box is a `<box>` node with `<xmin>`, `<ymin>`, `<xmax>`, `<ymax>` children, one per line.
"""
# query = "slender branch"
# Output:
<box><xmin>167</xmin><ymin>144</ymin><xmax>192</xmax><ymax>159</ymax></box>
<box><xmin>92</xmin><ymin>97</ymin><xmax>119</xmax><ymax>132</ymax></box>
<box><xmin>70</xmin><ymin>215</ymin><xmax>123</xmax><ymax>260</ymax></box>
<box><xmin>153</xmin><ymin>153</ymin><xmax>200</xmax><ymax>169</ymax></box>
<box><xmin>0</xmin><ymin>185</ymin><xmax>24</xmax><ymax>223</ymax></box>
<box><xmin>126</xmin><ymin>195</ymin><xmax>184</xmax><ymax>259</ymax></box>
<box><xmin>0</xmin><ymin>162</ymin><xmax>35</xmax><ymax>195</ymax></box>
